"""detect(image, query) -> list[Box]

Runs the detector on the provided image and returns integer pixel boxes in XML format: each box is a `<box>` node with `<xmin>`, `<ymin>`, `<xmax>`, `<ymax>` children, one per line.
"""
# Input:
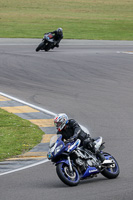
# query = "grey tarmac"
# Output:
<box><xmin>0</xmin><ymin>39</ymin><xmax>133</xmax><ymax>200</ymax></box>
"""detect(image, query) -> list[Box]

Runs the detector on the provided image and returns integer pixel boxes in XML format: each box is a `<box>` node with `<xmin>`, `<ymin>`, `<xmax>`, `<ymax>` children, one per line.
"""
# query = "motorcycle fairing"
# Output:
<box><xmin>67</xmin><ymin>139</ymin><xmax>81</xmax><ymax>152</ymax></box>
<box><xmin>81</xmin><ymin>166</ymin><xmax>99</xmax><ymax>179</ymax></box>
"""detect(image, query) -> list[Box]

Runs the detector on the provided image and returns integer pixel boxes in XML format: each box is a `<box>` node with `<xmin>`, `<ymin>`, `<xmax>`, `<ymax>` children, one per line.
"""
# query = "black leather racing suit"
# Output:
<box><xmin>57</xmin><ymin>119</ymin><xmax>90</xmax><ymax>146</ymax></box>
<box><xmin>51</xmin><ymin>30</ymin><xmax>63</xmax><ymax>43</ymax></box>
<box><xmin>46</xmin><ymin>30</ymin><xmax>63</xmax><ymax>47</ymax></box>
<box><xmin>57</xmin><ymin>119</ymin><xmax>105</xmax><ymax>162</ymax></box>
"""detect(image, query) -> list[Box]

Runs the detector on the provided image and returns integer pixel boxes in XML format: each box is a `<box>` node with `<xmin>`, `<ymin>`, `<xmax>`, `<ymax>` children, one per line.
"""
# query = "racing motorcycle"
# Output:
<box><xmin>36</xmin><ymin>33</ymin><xmax>57</xmax><ymax>52</ymax></box>
<box><xmin>47</xmin><ymin>134</ymin><xmax>120</xmax><ymax>186</ymax></box>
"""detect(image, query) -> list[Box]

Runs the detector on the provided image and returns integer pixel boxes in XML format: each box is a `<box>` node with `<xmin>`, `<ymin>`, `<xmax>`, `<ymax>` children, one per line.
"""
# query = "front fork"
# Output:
<box><xmin>67</xmin><ymin>156</ymin><xmax>73</xmax><ymax>173</ymax></box>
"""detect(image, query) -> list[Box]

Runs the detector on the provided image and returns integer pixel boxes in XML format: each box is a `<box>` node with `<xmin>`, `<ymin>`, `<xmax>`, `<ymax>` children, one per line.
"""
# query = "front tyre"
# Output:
<box><xmin>101</xmin><ymin>152</ymin><xmax>120</xmax><ymax>179</ymax></box>
<box><xmin>36</xmin><ymin>41</ymin><xmax>45</xmax><ymax>52</ymax></box>
<box><xmin>56</xmin><ymin>163</ymin><xmax>80</xmax><ymax>186</ymax></box>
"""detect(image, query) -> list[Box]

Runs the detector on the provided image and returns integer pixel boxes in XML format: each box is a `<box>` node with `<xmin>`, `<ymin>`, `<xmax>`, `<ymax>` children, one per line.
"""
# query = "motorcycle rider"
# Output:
<box><xmin>54</xmin><ymin>113</ymin><xmax>111</xmax><ymax>165</ymax></box>
<box><xmin>45</xmin><ymin>28</ymin><xmax>63</xmax><ymax>48</ymax></box>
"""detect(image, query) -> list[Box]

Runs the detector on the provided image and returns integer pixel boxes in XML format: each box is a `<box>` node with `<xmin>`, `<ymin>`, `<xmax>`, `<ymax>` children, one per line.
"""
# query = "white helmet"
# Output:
<box><xmin>57</xmin><ymin>28</ymin><xmax>63</xmax><ymax>35</ymax></box>
<box><xmin>54</xmin><ymin>113</ymin><xmax>68</xmax><ymax>131</ymax></box>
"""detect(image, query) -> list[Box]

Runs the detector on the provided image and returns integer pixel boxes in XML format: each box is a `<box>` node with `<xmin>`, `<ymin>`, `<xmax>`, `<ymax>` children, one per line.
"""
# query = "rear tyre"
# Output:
<box><xmin>101</xmin><ymin>152</ymin><xmax>120</xmax><ymax>179</ymax></box>
<box><xmin>36</xmin><ymin>41</ymin><xmax>45</xmax><ymax>52</ymax></box>
<box><xmin>56</xmin><ymin>163</ymin><xmax>80</xmax><ymax>186</ymax></box>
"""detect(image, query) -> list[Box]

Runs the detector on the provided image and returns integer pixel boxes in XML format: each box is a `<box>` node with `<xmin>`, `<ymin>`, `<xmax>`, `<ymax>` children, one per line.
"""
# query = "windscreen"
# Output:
<box><xmin>49</xmin><ymin>134</ymin><xmax>62</xmax><ymax>148</ymax></box>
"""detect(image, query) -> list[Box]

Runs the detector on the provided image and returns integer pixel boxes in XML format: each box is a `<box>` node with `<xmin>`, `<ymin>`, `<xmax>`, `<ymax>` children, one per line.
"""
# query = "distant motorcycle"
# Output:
<box><xmin>36</xmin><ymin>33</ymin><xmax>57</xmax><ymax>52</ymax></box>
<box><xmin>47</xmin><ymin>134</ymin><xmax>120</xmax><ymax>186</ymax></box>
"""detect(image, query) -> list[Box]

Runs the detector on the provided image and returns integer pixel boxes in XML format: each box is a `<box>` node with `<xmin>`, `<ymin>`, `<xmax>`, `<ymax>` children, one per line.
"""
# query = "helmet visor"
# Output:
<box><xmin>54</xmin><ymin>122</ymin><xmax>62</xmax><ymax>129</ymax></box>
<box><xmin>58</xmin><ymin>29</ymin><xmax>62</xmax><ymax>35</ymax></box>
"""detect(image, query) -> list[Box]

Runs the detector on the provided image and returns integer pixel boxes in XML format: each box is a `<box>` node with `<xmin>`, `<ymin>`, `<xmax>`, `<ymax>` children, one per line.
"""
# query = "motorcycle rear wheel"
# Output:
<box><xmin>36</xmin><ymin>41</ymin><xmax>45</xmax><ymax>52</ymax></box>
<box><xmin>56</xmin><ymin>163</ymin><xmax>80</xmax><ymax>186</ymax></box>
<box><xmin>101</xmin><ymin>152</ymin><xmax>120</xmax><ymax>179</ymax></box>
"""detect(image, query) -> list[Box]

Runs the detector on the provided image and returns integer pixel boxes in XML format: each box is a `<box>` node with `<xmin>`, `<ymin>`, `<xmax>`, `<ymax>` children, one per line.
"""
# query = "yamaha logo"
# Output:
<box><xmin>89</xmin><ymin>169</ymin><xmax>98</xmax><ymax>173</ymax></box>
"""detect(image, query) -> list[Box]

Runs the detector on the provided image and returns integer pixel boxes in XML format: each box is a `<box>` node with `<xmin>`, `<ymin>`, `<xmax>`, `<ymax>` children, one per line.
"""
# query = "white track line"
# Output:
<box><xmin>0</xmin><ymin>92</ymin><xmax>56</xmax><ymax>116</ymax></box>
<box><xmin>0</xmin><ymin>159</ymin><xmax>49</xmax><ymax>176</ymax></box>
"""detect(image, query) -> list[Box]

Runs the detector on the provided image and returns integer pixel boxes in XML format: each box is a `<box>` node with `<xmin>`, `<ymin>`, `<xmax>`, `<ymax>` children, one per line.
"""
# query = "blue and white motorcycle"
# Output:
<box><xmin>47</xmin><ymin>134</ymin><xmax>120</xmax><ymax>186</ymax></box>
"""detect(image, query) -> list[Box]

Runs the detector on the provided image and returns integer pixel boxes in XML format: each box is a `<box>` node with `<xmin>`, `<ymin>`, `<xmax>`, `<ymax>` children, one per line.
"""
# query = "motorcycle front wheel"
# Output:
<box><xmin>36</xmin><ymin>41</ymin><xmax>45</xmax><ymax>52</ymax></box>
<box><xmin>101</xmin><ymin>152</ymin><xmax>120</xmax><ymax>179</ymax></box>
<box><xmin>56</xmin><ymin>163</ymin><xmax>80</xmax><ymax>186</ymax></box>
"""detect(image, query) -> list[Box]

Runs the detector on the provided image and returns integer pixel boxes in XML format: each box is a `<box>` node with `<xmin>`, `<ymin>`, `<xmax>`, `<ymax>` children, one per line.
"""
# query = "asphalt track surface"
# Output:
<box><xmin>0</xmin><ymin>39</ymin><xmax>133</xmax><ymax>200</ymax></box>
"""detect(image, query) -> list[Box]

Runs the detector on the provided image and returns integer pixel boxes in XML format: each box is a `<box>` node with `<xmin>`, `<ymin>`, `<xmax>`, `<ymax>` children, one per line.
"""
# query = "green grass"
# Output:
<box><xmin>0</xmin><ymin>108</ymin><xmax>44</xmax><ymax>161</ymax></box>
<box><xmin>0</xmin><ymin>0</ymin><xmax>133</xmax><ymax>40</ymax></box>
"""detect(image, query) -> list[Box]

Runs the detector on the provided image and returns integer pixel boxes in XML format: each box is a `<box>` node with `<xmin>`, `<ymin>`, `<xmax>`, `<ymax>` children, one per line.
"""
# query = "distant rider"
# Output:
<box><xmin>54</xmin><ymin>113</ymin><xmax>110</xmax><ymax>165</ymax></box>
<box><xmin>45</xmin><ymin>28</ymin><xmax>63</xmax><ymax>48</ymax></box>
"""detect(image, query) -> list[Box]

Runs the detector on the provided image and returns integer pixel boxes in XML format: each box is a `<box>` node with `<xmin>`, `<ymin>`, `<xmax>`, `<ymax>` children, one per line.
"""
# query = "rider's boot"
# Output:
<box><xmin>84</xmin><ymin>138</ymin><xmax>113</xmax><ymax>166</ymax></box>
<box><xmin>96</xmin><ymin>151</ymin><xmax>105</xmax><ymax>162</ymax></box>
<box><xmin>55</xmin><ymin>43</ymin><xmax>59</xmax><ymax>47</ymax></box>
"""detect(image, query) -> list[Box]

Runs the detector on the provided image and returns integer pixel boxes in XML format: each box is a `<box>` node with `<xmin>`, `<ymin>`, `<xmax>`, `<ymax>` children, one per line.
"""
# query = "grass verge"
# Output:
<box><xmin>0</xmin><ymin>0</ymin><xmax>133</xmax><ymax>40</ymax></box>
<box><xmin>0</xmin><ymin>108</ymin><xmax>44</xmax><ymax>161</ymax></box>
